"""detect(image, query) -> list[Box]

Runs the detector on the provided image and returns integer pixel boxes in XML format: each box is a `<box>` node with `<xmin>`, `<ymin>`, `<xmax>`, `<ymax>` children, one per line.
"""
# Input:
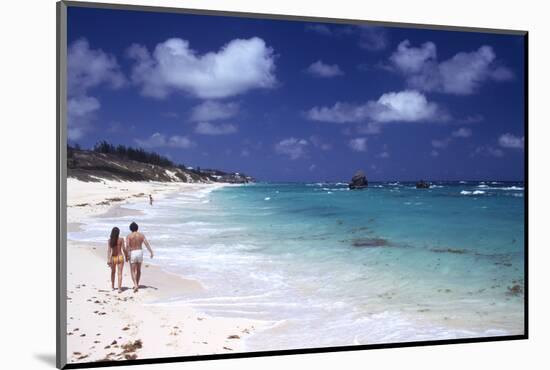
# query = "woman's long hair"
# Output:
<box><xmin>109</xmin><ymin>227</ymin><xmax>120</xmax><ymax>249</ymax></box>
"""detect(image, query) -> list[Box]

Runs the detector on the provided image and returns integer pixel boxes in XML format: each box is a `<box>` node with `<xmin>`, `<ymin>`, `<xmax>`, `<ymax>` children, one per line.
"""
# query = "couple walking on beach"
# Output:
<box><xmin>107</xmin><ymin>222</ymin><xmax>154</xmax><ymax>293</ymax></box>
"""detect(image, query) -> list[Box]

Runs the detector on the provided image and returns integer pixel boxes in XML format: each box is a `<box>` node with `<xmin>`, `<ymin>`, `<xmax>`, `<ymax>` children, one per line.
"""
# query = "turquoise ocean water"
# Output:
<box><xmin>70</xmin><ymin>181</ymin><xmax>525</xmax><ymax>350</ymax></box>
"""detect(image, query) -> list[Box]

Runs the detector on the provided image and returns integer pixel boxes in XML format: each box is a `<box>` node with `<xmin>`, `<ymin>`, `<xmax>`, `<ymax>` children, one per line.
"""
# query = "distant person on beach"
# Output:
<box><xmin>107</xmin><ymin>227</ymin><xmax>126</xmax><ymax>293</ymax></box>
<box><xmin>149</xmin><ymin>194</ymin><xmax>153</xmax><ymax>206</ymax></box>
<box><xmin>126</xmin><ymin>222</ymin><xmax>154</xmax><ymax>293</ymax></box>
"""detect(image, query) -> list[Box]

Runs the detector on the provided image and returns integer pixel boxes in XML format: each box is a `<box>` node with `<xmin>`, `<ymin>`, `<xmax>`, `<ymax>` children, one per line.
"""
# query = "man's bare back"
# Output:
<box><xmin>127</xmin><ymin>231</ymin><xmax>146</xmax><ymax>251</ymax></box>
<box><xmin>126</xmin><ymin>229</ymin><xmax>153</xmax><ymax>258</ymax></box>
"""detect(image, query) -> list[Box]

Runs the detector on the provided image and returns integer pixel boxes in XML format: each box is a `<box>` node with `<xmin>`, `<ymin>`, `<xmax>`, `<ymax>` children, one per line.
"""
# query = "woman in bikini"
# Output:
<box><xmin>107</xmin><ymin>227</ymin><xmax>126</xmax><ymax>293</ymax></box>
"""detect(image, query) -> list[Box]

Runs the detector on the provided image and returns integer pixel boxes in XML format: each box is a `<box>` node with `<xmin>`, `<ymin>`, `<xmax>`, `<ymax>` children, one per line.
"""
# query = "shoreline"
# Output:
<box><xmin>66</xmin><ymin>179</ymin><xmax>264</xmax><ymax>364</ymax></box>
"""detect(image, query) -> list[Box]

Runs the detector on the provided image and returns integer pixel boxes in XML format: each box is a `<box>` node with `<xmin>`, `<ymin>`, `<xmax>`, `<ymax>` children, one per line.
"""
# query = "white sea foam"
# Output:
<box><xmin>264</xmin><ymin>197</ymin><xmax>271</xmax><ymax>201</ymax></box>
<box><xmin>460</xmin><ymin>190</ymin><xmax>486</xmax><ymax>195</ymax></box>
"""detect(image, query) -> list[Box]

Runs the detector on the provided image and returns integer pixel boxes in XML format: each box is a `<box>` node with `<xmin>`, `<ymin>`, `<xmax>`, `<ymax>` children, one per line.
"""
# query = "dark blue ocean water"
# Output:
<box><xmin>71</xmin><ymin>181</ymin><xmax>525</xmax><ymax>350</ymax></box>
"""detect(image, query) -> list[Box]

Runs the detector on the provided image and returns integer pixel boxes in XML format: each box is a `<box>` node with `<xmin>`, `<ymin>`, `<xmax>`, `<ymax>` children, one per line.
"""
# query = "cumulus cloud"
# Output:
<box><xmin>275</xmin><ymin>137</ymin><xmax>308</xmax><ymax>160</ymax></box>
<box><xmin>190</xmin><ymin>101</ymin><xmax>239</xmax><ymax>122</ymax></box>
<box><xmin>389</xmin><ymin>40</ymin><xmax>513</xmax><ymax>94</ymax></box>
<box><xmin>306</xmin><ymin>90</ymin><xmax>440</xmax><ymax>125</ymax></box>
<box><xmin>349</xmin><ymin>137</ymin><xmax>368</xmax><ymax>152</ymax></box>
<box><xmin>195</xmin><ymin>122</ymin><xmax>238</xmax><ymax>135</ymax></box>
<box><xmin>498</xmin><ymin>133</ymin><xmax>524</xmax><ymax>149</ymax></box>
<box><xmin>127</xmin><ymin>37</ymin><xmax>277</xmax><ymax>99</ymax></box>
<box><xmin>67</xmin><ymin>38</ymin><xmax>125</xmax><ymax>140</ymax></box>
<box><xmin>452</xmin><ymin>127</ymin><xmax>473</xmax><ymax>138</ymax></box>
<box><xmin>135</xmin><ymin>133</ymin><xmax>195</xmax><ymax>149</ymax></box>
<box><xmin>390</xmin><ymin>40</ymin><xmax>437</xmax><ymax>74</ymax></box>
<box><xmin>306</xmin><ymin>60</ymin><xmax>344</xmax><ymax>78</ymax></box>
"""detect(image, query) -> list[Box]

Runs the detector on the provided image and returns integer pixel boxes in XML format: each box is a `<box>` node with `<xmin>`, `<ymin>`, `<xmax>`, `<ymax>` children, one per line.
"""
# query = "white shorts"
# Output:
<box><xmin>130</xmin><ymin>249</ymin><xmax>143</xmax><ymax>264</ymax></box>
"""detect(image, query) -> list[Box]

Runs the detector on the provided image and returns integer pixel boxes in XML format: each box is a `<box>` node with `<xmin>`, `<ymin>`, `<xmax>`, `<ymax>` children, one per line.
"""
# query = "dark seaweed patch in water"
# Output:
<box><xmin>351</xmin><ymin>238</ymin><xmax>389</xmax><ymax>248</ymax></box>
<box><xmin>430</xmin><ymin>248</ymin><xmax>467</xmax><ymax>254</ymax></box>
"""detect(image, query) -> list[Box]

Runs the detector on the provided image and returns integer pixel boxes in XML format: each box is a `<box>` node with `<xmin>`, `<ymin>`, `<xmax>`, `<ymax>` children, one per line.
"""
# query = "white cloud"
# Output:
<box><xmin>307</xmin><ymin>102</ymin><xmax>370</xmax><ymax>123</ymax></box>
<box><xmin>128</xmin><ymin>37</ymin><xmax>276</xmax><ymax>99</ymax></box>
<box><xmin>306</xmin><ymin>60</ymin><xmax>344</xmax><ymax>78</ymax></box>
<box><xmin>306</xmin><ymin>90</ymin><xmax>440</xmax><ymax>125</ymax></box>
<box><xmin>389</xmin><ymin>40</ymin><xmax>513</xmax><ymax>95</ymax></box>
<box><xmin>67</xmin><ymin>96</ymin><xmax>100</xmax><ymax>140</ymax></box>
<box><xmin>349</xmin><ymin>137</ymin><xmax>368</xmax><ymax>152</ymax></box>
<box><xmin>370</xmin><ymin>90</ymin><xmax>440</xmax><ymax>122</ymax></box>
<box><xmin>67</xmin><ymin>38</ymin><xmax>125</xmax><ymax>140</ymax></box>
<box><xmin>135</xmin><ymin>133</ymin><xmax>195</xmax><ymax>149</ymax></box>
<box><xmin>452</xmin><ymin>127</ymin><xmax>473</xmax><ymax>138</ymax></box>
<box><xmin>309</xmin><ymin>164</ymin><xmax>317</xmax><ymax>171</ymax></box>
<box><xmin>430</xmin><ymin>150</ymin><xmax>440</xmax><ymax>157</ymax></box>
<box><xmin>431</xmin><ymin>138</ymin><xmax>451</xmax><ymax>149</ymax></box>
<box><xmin>357</xmin><ymin>26</ymin><xmax>389</xmax><ymax>51</ymax></box>
<box><xmin>378</xmin><ymin>151</ymin><xmax>390</xmax><ymax>158</ymax></box>
<box><xmin>275</xmin><ymin>137</ymin><xmax>308</xmax><ymax>160</ymax></box>
<box><xmin>195</xmin><ymin>122</ymin><xmax>238</xmax><ymax>135</ymax></box>
<box><xmin>68</xmin><ymin>39</ymin><xmax>125</xmax><ymax>96</ymax></box>
<box><xmin>190</xmin><ymin>101</ymin><xmax>239</xmax><ymax>122</ymax></box>
<box><xmin>68</xmin><ymin>96</ymin><xmax>100</xmax><ymax>118</ymax></box>
<box><xmin>498</xmin><ymin>133</ymin><xmax>524</xmax><ymax>149</ymax></box>
<box><xmin>390</xmin><ymin>40</ymin><xmax>437</xmax><ymax>74</ymax></box>
<box><xmin>240</xmin><ymin>149</ymin><xmax>250</xmax><ymax>157</ymax></box>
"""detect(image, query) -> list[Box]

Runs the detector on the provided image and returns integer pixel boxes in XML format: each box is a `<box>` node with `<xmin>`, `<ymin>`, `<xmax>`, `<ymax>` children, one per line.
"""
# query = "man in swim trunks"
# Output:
<box><xmin>126</xmin><ymin>222</ymin><xmax>154</xmax><ymax>292</ymax></box>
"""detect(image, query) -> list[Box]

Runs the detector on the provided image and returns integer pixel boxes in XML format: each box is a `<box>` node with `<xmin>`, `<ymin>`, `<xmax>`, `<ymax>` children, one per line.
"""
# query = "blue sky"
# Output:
<box><xmin>67</xmin><ymin>6</ymin><xmax>525</xmax><ymax>182</ymax></box>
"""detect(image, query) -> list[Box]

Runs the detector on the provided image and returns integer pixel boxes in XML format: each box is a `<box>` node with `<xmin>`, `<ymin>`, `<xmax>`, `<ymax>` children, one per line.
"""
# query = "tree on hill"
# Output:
<box><xmin>92</xmin><ymin>140</ymin><xmax>176</xmax><ymax>168</ymax></box>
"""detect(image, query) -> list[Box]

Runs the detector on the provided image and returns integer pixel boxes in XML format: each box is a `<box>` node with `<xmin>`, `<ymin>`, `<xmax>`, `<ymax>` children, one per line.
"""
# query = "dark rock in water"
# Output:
<box><xmin>506</xmin><ymin>284</ymin><xmax>523</xmax><ymax>296</ymax></box>
<box><xmin>416</xmin><ymin>180</ymin><xmax>431</xmax><ymax>189</ymax></box>
<box><xmin>349</xmin><ymin>170</ymin><xmax>368</xmax><ymax>189</ymax></box>
<box><xmin>352</xmin><ymin>238</ymin><xmax>389</xmax><ymax>247</ymax></box>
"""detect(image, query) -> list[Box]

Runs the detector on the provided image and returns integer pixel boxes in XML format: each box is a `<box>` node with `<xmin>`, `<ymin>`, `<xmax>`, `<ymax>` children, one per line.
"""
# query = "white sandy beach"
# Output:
<box><xmin>66</xmin><ymin>179</ymin><xmax>263</xmax><ymax>364</ymax></box>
